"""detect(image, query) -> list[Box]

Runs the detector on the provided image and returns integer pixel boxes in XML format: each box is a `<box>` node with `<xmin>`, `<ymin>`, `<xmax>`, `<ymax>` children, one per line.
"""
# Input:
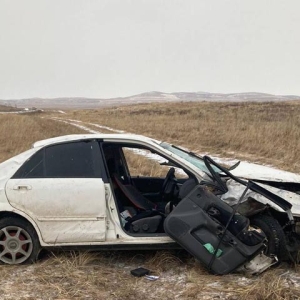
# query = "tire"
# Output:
<box><xmin>250</xmin><ymin>214</ymin><xmax>288</xmax><ymax>260</ymax></box>
<box><xmin>0</xmin><ymin>217</ymin><xmax>41</xmax><ymax>264</ymax></box>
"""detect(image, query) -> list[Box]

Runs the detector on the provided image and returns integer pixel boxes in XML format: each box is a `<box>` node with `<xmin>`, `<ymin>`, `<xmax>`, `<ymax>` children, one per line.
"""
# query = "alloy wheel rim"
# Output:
<box><xmin>0</xmin><ymin>226</ymin><xmax>33</xmax><ymax>264</ymax></box>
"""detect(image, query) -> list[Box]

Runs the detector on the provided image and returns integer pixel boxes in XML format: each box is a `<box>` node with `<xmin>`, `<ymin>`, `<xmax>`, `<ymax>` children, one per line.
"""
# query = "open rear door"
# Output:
<box><xmin>164</xmin><ymin>185</ymin><xmax>265</xmax><ymax>274</ymax></box>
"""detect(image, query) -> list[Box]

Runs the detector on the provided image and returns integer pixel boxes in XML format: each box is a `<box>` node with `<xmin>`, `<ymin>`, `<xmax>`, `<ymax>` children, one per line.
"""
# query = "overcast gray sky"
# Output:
<box><xmin>0</xmin><ymin>0</ymin><xmax>300</xmax><ymax>99</ymax></box>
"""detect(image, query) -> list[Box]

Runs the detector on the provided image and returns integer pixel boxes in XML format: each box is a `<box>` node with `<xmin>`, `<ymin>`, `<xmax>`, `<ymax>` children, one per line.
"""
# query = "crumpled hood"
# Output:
<box><xmin>230</xmin><ymin>161</ymin><xmax>300</xmax><ymax>183</ymax></box>
<box><xmin>222</xmin><ymin>179</ymin><xmax>300</xmax><ymax>217</ymax></box>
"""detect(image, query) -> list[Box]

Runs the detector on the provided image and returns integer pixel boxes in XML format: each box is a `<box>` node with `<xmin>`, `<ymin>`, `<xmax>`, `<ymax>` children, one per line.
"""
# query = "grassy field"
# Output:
<box><xmin>0</xmin><ymin>113</ymin><xmax>86</xmax><ymax>162</ymax></box>
<box><xmin>68</xmin><ymin>101</ymin><xmax>300</xmax><ymax>173</ymax></box>
<box><xmin>0</xmin><ymin>102</ymin><xmax>300</xmax><ymax>299</ymax></box>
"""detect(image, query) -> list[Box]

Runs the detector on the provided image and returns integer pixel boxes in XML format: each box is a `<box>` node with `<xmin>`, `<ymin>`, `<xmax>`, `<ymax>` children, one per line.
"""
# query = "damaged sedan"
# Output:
<box><xmin>0</xmin><ymin>134</ymin><xmax>299</xmax><ymax>274</ymax></box>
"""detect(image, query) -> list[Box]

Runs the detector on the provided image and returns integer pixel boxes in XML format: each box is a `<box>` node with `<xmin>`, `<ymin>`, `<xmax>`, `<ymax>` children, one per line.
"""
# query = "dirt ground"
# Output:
<box><xmin>1</xmin><ymin>250</ymin><xmax>300</xmax><ymax>300</ymax></box>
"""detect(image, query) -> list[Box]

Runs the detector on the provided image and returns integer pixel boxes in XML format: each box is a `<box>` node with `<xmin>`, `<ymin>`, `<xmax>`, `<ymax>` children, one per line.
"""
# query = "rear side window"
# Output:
<box><xmin>13</xmin><ymin>141</ymin><xmax>101</xmax><ymax>178</ymax></box>
<box><xmin>13</xmin><ymin>150</ymin><xmax>44</xmax><ymax>178</ymax></box>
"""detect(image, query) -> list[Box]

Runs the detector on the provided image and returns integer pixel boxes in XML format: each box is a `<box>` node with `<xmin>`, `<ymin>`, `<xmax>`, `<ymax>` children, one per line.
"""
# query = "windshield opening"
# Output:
<box><xmin>159</xmin><ymin>142</ymin><xmax>222</xmax><ymax>174</ymax></box>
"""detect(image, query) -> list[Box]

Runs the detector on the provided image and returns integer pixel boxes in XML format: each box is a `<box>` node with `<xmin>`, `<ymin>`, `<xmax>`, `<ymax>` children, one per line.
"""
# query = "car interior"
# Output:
<box><xmin>102</xmin><ymin>143</ymin><xmax>197</xmax><ymax>235</ymax></box>
<box><xmin>101</xmin><ymin>142</ymin><xmax>266</xmax><ymax>261</ymax></box>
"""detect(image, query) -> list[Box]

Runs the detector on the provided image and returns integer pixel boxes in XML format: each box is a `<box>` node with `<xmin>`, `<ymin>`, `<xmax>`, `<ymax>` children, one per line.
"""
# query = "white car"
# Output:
<box><xmin>0</xmin><ymin>134</ymin><xmax>299</xmax><ymax>274</ymax></box>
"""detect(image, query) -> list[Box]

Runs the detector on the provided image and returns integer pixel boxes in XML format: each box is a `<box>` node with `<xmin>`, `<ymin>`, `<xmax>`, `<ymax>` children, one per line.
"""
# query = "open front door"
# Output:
<box><xmin>164</xmin><ymin>185</ymin><xmax>265</xmax><ymax>274</ymax></box>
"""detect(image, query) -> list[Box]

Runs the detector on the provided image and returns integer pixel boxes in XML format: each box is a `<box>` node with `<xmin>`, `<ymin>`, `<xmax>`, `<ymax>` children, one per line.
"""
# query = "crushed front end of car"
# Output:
<box><xmin>164</xmin><ymin>155</ymin><xmax>299</xmax><ymax>275</ymax></box>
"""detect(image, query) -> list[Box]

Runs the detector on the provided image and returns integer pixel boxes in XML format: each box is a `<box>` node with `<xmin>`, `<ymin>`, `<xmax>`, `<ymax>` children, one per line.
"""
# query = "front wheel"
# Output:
<box><xmin>250</xmin><ymin>214</ymin><xmax>288</xmax><ymax>261</ymax></box>
<box><xmin>0</xmin><ymin>217</ymin><xmax>40</xmax><ymax>264</ymax></box>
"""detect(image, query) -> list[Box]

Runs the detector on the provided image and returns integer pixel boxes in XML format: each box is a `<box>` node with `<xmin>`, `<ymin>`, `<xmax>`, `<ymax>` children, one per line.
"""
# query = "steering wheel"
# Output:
<box><xmin>161</xmin><ymin>167</ymin><xmax>176</xmax><ymax>196</ymax></box>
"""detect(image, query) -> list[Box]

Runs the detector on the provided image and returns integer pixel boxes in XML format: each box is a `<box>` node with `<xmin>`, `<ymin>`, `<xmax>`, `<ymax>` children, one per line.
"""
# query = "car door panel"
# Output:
<box><xmin>164</xmin><ymin>185</ymin><xmax>265</xmax><ymax>274</ymax></box>
<box><xmin>6</xmin><ymin>178</ymin><xmax>106</xmax><ymax>243</ymax></box>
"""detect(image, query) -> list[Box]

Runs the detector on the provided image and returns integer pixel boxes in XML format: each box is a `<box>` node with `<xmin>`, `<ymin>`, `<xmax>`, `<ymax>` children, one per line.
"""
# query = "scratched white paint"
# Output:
<box><xmin>6</xmin><ymin>178</ymin><xmax>107</xmax><ymax>243</ymax></box>
<box><xmin>221</xmin><ymin>179</ymin><xmax>300</xmax><ymax>217</ymax></box>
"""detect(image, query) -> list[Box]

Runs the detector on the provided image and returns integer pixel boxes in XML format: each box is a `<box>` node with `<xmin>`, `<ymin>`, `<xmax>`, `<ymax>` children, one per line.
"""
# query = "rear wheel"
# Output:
<box><xmin>0</xmin><ymin>218</ymin><xmax>40</xmax><ymax>264</ymax></box>
<box><xmin>250</xmin><ymin>214</ymin><xmax>288</xmax><ymax>260</ymax></box>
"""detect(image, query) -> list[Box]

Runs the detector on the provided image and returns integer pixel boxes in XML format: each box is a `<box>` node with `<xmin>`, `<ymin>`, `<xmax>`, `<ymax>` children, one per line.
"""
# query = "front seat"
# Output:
<box><xmin>113</xmin><ymin>174</ymin><xmax>158</xmax><ymax>211</ymax></box>
<box><xmin>113</xmin><ymin>174</ymin><xmax>164</xmax><ymax>233</ymax></box>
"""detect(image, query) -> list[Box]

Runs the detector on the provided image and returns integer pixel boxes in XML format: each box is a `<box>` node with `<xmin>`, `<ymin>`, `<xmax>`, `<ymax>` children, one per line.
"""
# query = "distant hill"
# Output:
<box><xmin>1</xmin><ymin>91</ymin><xmax>299</xmax><ymax>109</ymax></box>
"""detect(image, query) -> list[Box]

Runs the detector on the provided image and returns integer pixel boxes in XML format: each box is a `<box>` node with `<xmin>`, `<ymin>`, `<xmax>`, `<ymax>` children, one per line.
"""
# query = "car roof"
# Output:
<box><xmin>32</xmin><ymin>134</ymin><xmax>161</xmax><ymax>148</ymax></box>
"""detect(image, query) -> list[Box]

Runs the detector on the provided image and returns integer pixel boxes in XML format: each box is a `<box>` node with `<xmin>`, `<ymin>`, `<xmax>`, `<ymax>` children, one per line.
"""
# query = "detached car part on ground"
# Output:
<box><xmin>0</xmin><ymin>134</ymin><xmax>299</xmax><ymax>275</ymax></box>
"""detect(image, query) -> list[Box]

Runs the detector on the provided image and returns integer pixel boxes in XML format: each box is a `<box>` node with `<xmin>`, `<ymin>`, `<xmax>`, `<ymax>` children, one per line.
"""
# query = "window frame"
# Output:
<box><xmin>101</xmin><ymin>141</ymin><xmax>194</xmax><ymax>180</ymax></box>
<box><xmin>12</xmin><ymin>140</ymin><xmax>105</xmax><ymax>179</ymax></box>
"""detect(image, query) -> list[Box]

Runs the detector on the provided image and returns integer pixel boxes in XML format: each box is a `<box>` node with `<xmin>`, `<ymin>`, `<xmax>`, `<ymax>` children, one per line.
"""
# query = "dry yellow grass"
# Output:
<box><xmin>0</xmin><ymin>113</ymin><xmax>86</xmax><ymax>162</ymax></box>
<box><xmin>123</xmin><ymin>148</ymin><xmax>188</xmax><ymax>178</ymax></box>
<box><xmin>68</xmin><ymin>101</ymin><xmax>300</xmax><ymax>173</ymax></box>
<box><xmin>0</xmin><ymin>251</ymin><xmax>299</xmax><ymax>299</ymax></box>
<box><xmin>0</xmin><ymin>250</ymin><xmax>188</xmax><ymax>299</ymax></box>
<box><xmin>183</xmin><ymin>266</ymin><xmax>300</xmax><ymax>300</ymax></box>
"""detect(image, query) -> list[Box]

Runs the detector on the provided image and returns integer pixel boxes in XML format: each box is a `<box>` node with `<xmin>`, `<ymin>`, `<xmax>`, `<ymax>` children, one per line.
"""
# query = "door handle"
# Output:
<box><xmin>13</xmin><ymin>185</ymin><xmax>32</xmax><ymax>191</ymax></box>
